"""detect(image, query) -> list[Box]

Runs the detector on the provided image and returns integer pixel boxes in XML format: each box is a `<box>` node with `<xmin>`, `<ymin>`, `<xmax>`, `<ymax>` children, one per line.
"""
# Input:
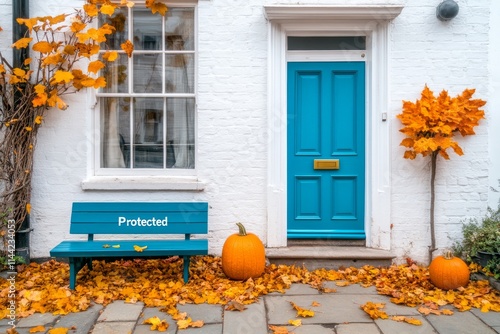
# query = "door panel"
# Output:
<box><xmin>287</xmin><ymin>62</ymin><xmax>365</xmax><ymax>239</ymax></box>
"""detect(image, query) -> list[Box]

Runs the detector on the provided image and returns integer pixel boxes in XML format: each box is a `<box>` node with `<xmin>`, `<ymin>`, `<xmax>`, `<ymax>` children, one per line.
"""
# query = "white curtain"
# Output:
<box><xmin>170</xmin><ymin>37</ymin><xmax>195</xmax><ymax>169</ymax></box>
<box><xmin>103</xmin><ymin>99</ymin><xmax>125</xmax><ymax>168</ymax></box>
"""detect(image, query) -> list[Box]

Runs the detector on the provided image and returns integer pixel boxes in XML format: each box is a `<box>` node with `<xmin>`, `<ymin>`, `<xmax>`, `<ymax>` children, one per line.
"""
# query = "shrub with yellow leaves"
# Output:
<box><xmin>0</xmin><ymin>0</ymin><xmax>168</xmax><ymax>249</ymax></box>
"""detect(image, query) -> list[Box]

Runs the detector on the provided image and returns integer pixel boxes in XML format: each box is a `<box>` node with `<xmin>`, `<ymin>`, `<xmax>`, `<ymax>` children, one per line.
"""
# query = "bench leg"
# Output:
<box><xmin>69</xmin><ymin>258</ymin><xmax>77</xmax><ymax>290</ymax></box>
<box><xmin>86</xmin><ymin>258</ymin><xmax>93</xmax><ymax>270</ymax></box>
<box><xmin>183</xmin><ymin>256</ymin><xmax>190</xmax><ymax>283</ymax></box>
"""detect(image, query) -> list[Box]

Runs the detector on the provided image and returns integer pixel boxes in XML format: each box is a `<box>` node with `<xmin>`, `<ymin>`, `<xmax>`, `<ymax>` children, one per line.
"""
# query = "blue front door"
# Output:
<box><xmin>287</xmin><ymin>62</ymin><xmax>365</xmax><ymax>239</ymax></box>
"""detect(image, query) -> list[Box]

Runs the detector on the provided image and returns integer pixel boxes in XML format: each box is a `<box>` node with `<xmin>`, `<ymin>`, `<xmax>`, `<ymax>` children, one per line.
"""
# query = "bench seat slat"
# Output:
<box><xmin>72</xmin><ymin>202</ymin><xmax>208</xmax><ymax>212</ymax></box>
<box><xmin>50</xmin><ymin>239</ymin><xmax>208</xmax><ymax>258</ymax></box>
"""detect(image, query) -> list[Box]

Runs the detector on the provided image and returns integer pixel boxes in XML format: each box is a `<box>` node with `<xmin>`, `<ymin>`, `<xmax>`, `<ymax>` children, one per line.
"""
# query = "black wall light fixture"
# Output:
<box><xmin>436</xmin><ymin>0</ymin><xmax>459</xmax><ymax>21</ymax></box>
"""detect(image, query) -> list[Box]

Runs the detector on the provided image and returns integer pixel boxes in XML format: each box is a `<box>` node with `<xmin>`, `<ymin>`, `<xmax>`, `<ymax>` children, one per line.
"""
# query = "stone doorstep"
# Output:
<box><xmin>266</xmin><ymin>246</ymin><xmax>396</xmax><ymax>270</ymax></box>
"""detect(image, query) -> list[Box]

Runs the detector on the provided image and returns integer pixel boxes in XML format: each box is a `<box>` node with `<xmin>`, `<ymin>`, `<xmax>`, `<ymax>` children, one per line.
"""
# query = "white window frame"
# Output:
<box><xmin>83</xmin><ymin>1</ymin><xmax>204</xmax><ymax>191</ymax></box>
<box><xmin>264</xmin><ymin>5</ymin><xmax>403</xmax><ymax>249</ymax></box>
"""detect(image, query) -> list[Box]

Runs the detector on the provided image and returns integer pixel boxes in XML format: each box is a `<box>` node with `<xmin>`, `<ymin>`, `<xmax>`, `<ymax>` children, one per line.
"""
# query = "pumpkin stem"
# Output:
<box><xmin>443</xmin><ymin>250</ymin><xmax>454</xmax><ymax>260</ymax></box>
<box><xmin>236</xmin><ymin>222</ymin><xmax>247</xmax><ymax>236</ymax></box>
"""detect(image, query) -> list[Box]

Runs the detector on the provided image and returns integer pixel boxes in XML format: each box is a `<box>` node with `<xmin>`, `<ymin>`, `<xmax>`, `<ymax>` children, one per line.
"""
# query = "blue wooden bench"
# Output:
<box><xmin>50</xmin><ymin>202</ymin><xmax>208</xmax><ymax>289</ymax></box>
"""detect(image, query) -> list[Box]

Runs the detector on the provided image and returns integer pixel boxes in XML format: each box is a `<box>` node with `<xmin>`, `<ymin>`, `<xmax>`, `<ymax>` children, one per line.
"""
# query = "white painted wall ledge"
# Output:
<box><xmin>81</xmin><ymin>176</ymin><xmax>206</xmax><ymax>191</ymax></box>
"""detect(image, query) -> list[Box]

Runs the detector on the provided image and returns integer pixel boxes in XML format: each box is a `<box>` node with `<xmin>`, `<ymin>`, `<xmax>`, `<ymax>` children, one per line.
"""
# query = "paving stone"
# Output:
<box><xmin>335</xmin><ymin>323</ymin><xmax>381</xmax><ymax>334</ymax></box>
<box><xmin>138</xmin><ymin>307</ymin><xmax>177</xmax><ymax>332</ymax></box>
<box><xmin>268</xmin><ymin>283</ymin><xmax>320</xmax><ymax>296</ymax></box>
<box><xmin>51</xmin><ymin>304</ymin><xmax>103</xmax><ymax>334</ymax></box>
<box><xmin>179</xmin><ymin>323</ymin><xmax>222</xmax><ymax>334</ymax></box>
<box><xmin>134</xmin><ymin>324</ymin><xmax>176</xmax><ymax>334</ymax></box>
<box><xmin>177</xmin><ymin>303</ymin><xmax>223</xmax><ymax>323</ymax></box>
<box><xmin>322</xmin><ymin>281</ymin><xmax>378</xmax><ymax>295</ymax></box>
<box><xmin>265</xmin><ymin>293</ymin><xmax>418</xmax><ymax>325</ymax></box>
<box><xmin>427</xmin><ymin>310</ymin><xmax>497</xmax><ymax>334</ymax></box>
<box><xmin>91</xmin><ymin>321</ymin><xmax>135</xmax><ymax>334</ymax></box>
<box><xmin>266</xmin><ymin>294</ymin><xmax>368</xmax><ymax>325</ymax></box>
<box><xmin>493</xmin><ymin>326</ymin><xmax>500</xmax><ymax>334</ymax></box>
<box><xmin>223</xmin><ymin>301</ymin><xmax>267</xmax><ymax>334</ymax></box>
<box><xmin>471</xmin><ymin>308</ymin><xmax>500</xmax><ymax>327</ymax></box>
<box><xmin>283</xmin><ymin>324</ymin><xmax>335</xmax><ymax>333</ymax></box>
<box><xmin>16</xmin><ymin>313</ymin><xmax>59</xmax><ymax>328</ymax></box>
<box><xmin>375</xmin><ymin>316</ymin><xmax>436</xmax><ymax>334</ymax></box>
<box><xmin>97</xmin><ymin>300</ymin><xmax>143</xmax><ymax>322</ymax></box>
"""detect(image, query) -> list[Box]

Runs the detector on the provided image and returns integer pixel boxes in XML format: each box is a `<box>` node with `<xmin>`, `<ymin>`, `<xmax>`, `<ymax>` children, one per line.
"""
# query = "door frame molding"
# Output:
<box><xmin>264</xmin><ymin>5</ymin><xmax>403</xmax><ymax>249</ymax></box>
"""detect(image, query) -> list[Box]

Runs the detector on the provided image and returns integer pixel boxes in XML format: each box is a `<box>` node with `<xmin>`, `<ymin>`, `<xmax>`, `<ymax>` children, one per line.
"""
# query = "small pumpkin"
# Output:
<box><xmin>428</xmin><ymin>250</ymin><xmax>470</xmax><ymax>290</ymax></box>
<box><xmin>222</xmin><ymin>222</ymin><xmax>266</xmax><ymax>280</ymax></box>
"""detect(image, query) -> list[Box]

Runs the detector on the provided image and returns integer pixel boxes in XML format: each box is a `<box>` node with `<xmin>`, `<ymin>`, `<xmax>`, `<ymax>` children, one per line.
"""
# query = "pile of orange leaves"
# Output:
<box><xmin>1</xmin><ymin>256</ymin><xmax>500</xmax><ymax>330</ymax></box>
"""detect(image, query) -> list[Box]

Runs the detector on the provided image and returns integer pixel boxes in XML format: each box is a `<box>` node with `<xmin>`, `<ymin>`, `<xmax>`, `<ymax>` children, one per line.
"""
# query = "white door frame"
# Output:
<box><xmin>264</xmin><ymin>5</ymin><xmax>403</xmax><ymax>249</ymax></box>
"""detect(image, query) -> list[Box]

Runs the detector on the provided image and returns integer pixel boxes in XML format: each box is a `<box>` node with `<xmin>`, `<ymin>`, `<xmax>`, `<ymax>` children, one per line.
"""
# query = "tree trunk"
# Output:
<box><xmin>429</xmin><ymin>150</ymin><xmax>439</xmax><ymax>263</ymax></box>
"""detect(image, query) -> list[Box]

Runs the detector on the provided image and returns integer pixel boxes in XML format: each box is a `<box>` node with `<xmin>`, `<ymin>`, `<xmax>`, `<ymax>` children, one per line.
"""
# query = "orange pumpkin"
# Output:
<box><xmin>222</xmin><ymin>223</ymin><xmax>266</xmax><ymax>280</ymax></box>
<box><xmin>428</xmin><ymin>250</ymin><xmax>470</xmax><ymax>290</ymax></box>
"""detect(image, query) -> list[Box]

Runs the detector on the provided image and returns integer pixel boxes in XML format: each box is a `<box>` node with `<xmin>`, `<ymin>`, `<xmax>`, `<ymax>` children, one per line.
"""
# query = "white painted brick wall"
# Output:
<box><xmin>1</xmin><ymin>0</ymin><xmax>496</xmax><ymax>264</ymax></box>
<box><xmin>390</xmin><ymin>0</ymin><xmax>492</xmax><ymax>262</ymax></box>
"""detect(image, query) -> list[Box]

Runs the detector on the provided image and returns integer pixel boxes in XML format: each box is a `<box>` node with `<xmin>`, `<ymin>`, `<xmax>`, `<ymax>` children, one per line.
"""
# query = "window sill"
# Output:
<box><xmin>81</xmin><ymin>176</ymin><xmax>206</xmax><ymax>191</ymax></box>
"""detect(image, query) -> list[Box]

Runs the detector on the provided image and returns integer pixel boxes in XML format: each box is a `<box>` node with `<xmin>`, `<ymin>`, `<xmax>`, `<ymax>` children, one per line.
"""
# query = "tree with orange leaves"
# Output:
<box><xmin>0</xmin><ymin>0</ymin><xmax>167</xmax><ymax>251</ymax></box>
<box><xmin>397</xmin><ymin>85</ymin><xmax>486</xmax><ymax>262</ymax></box>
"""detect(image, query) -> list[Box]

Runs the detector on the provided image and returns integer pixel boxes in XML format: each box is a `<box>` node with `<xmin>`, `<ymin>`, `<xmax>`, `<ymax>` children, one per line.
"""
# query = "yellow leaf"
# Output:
<box><xmin>83</xmin><ymin>4</ymin><xmax>98</xmax><ymax>17</ymax></box>
<box><xmin>121</xmin><ymin>40</ymin><xmax>134</xmax><ymax>58</ymax></box>
<box><xmin>441</xmin><ymin>309</ymin><xmax>454</xmax><ymax>315</ymax></box>
<box><xmin>311</xmin><ymin>301</ymin><xmax>321</xmax><ymax>307</ymax></box>
<box><xmin>88</xmin><ymin>60</ymin><xmax>105</xmax><ymax>74</ymax></box>
<box><xmin>112</xmin><ymin>245</ymin><xmax>120</xmax><ymax>248</ymax></box>
<box><xmin>288</xmin><ymin>319</ymin><xmax>302</xmax><ymax>326</ymax></box>
<box><xmin>42</xmin><ymin>53</ymin><xmax>63</xmax><ymax>66</ymax></box>
<box><xmin>290</xmin><ymin>302</ymin><xmax>315</xmax><ymax>318</ymax></box>
<box><xmin>33</xmin><ymin>41</ymin><xmax>54</xmax><ymax>53</ymax></box>
<box><xmin>360</xmin><ymin>302</ymin><xmax>388</xmax><ymax>320</ymax></box>
<box><xmin>63</xmin><ymin>45</ymin><xmax>76</xmax><ymax>55</ymax></box>
<box><xmin>146</xmin><ymin>0</ymin><xmax>168</xmax><ymax>16</ymax></box>
<box><xmin>0</xmin><ymin>64</ymin><xmax>5</xmax><ymax>74</ymax></box>
<box><xmin>48</xmin><ymin>328</ymin><xmax>69</xmax><ymax>334</ymax></box>
<box><xmin>268</xmin><ymin>325</ymin><xmax>290</xmax><ymax>334</ymax></box>
<box><xmin>102</xmin><ymin>244</ymin><xmax>110</xmax><ymax>248</ymax></box>
<box><xmin>25</xmin><ymin>126</ymin><xmax>33</xmax><ymax>132</ymax></box>
<box><xmin>100</xmin><ymin>4</ymin><xmax>117</xmax><ymax>16</ymax></box>
<box><xmin>12</xmin><ymin>37</ymin><xmax>33</xmax><ymax>49</ymax></box>
<box><xmin>29</xmin><ymin>325</ymin><xmax>45</xmax><ymax>333</ymax></box>
<box><xmin>190</xmin><ymin>320</ymin><xmax>204</xmax><ymax>328</ymax></box>
<box><xmin>404</xmin><ymin>317</ymin><xmax>423</xmax><ymax>326</ymax></box>
<box><xmin>103</xmin><ymin>51</ymin><xmax>118</xmax><ymax>62</ymax></box>
<box><xmin>35</xmin><ymin>116</ymin><xmax>43</xmax><ymax>124</ymax></box>
<box><xmin>26</xmin><ymin>203</ymin><xmax>31</xmax><ymax>214</ymax></box>
<box><xmin>93</xmin><ymin>77</ymin><xmax>107</xmax><ymax>89</ymax></box>
<box><xmin>335</xmin><ymin>281</ymin><xmax>350</xmax><ymax>287</ymax></box>
<box><xmin>177</xmin><ymin>317</ymin><xmax>192</xmax><ymax>329</ymax></box>
<box><xmin>134</xmin><ymin>245</ymin><xmax>148</xmax><ymax>252</ymax></box>
<box><xmin>51</xmin><ymin>70</ymin><xmax>74</xmax><ymax>84</ymax></box>
<box><xmin>71</xmin><ymin>21</ymin><xmax>86</xmax><ymax>33</ymax></box>
<box><xmin>24</xmin><ymin>58</ymin><xmax>32</xmax><ymax>66</ymax></box>
<box><xmin>16</xmin><ymin>17</ymin><xmax>38</xmax><ymax>32</ymax></box>
<box><xmin>48</xmin><ymin>14</ymin><xmax>67</xmax><ymax>25</ymax></box>
<box><xmin>143</xmin><ymin>316</ymin><xmax>169</xmax><ymax>331</ymax></box>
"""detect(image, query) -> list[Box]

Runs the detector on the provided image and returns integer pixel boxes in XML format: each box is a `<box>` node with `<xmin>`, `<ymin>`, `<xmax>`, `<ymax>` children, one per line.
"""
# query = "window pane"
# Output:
<box><xmin>133</xmin><ymin>98</ymin><xmax>164</xmax><ymax>168</ymax></box>
<box><xmin>101</xmin><ymin>54</ymin><xmax>129</xmax><ymax>93</ymax></box>
<box><xmin>101</xmin><ymin>97</ymin><xmax>131</xmax><ymax>168</ymax></box>
<box><xmin>165</xmin><ymin>54</ymin><xmax>194</xmax><ymax>93</ymax></box>
<box><xmin>165</xmin><ymin>8</ymin><xmax>194</xmax><ymax>51</ymax></box>
<box><xmin>100</xmin><ymin>7</ymin><xmax>129</xmax><ymax>50</ymax></box>
<box><xmin>133</xmin><ymin>53</ymin><xmax>162</xmax><ymax>93</ymax></box>
<box><xmin>167</xmin><ymin>98</ymin><xmax>195</xmax><ymax>169</ymax></box>
<box><xmin>133</xmin><ymin>8</ymin><xmax>162</xmax><ymax>50</ymax></box>
<box><xmin>288</xmin><ymin>36</ymin><xmax>366</xmax><ymax>51</ymax></box>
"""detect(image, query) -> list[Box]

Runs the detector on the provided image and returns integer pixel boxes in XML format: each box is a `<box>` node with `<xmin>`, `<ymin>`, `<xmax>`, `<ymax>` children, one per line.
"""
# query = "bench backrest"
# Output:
<box><xmin>70</xmin><ymin>202</ymin><xmax>208</xmax><ymax>236</ymax></box>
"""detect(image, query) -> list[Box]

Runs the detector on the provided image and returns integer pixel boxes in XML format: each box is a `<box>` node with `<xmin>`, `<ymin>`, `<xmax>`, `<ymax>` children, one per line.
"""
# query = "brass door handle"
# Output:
<box><xmin>313</xmin><ymin>159</ymin><xmax>339</xmax><ymax>170</ymax></box>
